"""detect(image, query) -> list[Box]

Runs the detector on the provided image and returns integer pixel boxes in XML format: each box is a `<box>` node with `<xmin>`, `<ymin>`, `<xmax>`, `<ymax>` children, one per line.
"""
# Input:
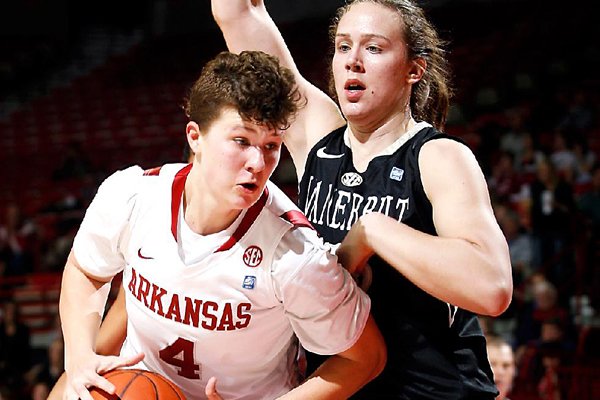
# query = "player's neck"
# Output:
<box><xmin>347</xmin><ymin>115</ymin><xmax>417</xmax><ymax>171</ymax></box>
<box><xmin>183</xmin><ymin>183</ymin><xmax>241</xmax><ymax>236</ymax></box>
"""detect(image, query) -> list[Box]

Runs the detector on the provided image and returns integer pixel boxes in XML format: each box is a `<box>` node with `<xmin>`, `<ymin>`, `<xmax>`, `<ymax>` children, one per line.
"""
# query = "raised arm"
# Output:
<box><xmin>211</xmin><ymin>0</ymin><xmax>345</xmax><ymax>178</ymax></box>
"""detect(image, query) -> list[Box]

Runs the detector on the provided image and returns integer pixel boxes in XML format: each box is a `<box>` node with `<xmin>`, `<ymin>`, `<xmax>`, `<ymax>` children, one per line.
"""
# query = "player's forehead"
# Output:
<box><xmin>337</xmin><ymin>2</ymin><xmax>404</xmax><ymax>42</ymax></box>
<box><xmin>210</xmin><ymin>108</ymin><xmax>280</xmax><ymax>137</ymax></box>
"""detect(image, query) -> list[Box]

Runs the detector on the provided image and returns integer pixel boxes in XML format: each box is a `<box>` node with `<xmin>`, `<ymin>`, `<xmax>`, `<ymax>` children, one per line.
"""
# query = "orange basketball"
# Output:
<box><xmin>90</xmin><ymin>369</ymin><xmax>187</xmax><ymax>400</ymax></box>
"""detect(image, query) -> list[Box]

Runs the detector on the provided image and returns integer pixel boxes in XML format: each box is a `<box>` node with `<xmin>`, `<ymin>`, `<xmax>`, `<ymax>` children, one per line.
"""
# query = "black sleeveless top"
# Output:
<box><xmin>298</xmin><ymin>124</ymin><xmax>497</xmax><ymax>399</ymax></box>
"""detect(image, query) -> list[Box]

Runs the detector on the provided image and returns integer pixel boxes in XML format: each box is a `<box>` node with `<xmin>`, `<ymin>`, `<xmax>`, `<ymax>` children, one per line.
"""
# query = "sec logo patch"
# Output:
<box><xmin>243</xmin><ymin>245</ymin><xmax>263</xmax><ymax>267</ymax></box>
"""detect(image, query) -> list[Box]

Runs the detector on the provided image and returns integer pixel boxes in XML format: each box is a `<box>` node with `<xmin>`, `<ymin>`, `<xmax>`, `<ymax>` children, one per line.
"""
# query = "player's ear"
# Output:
<box><xmin>186</xmin><ymin>121</ymin><xmax>202</xmax><ymax>153</ymax></box>
<box><xmin>407</xmin><ymin>57</ymin><xmax>426</xmax><ymax>84</ymax></box>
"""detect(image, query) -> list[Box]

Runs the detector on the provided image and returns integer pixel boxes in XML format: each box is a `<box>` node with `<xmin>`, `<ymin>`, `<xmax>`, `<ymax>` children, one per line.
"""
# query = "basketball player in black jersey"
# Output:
<box><xmin>212</xmin><ymin>0</ymin><xmax>512</xmax><ymax>399</ymax></box>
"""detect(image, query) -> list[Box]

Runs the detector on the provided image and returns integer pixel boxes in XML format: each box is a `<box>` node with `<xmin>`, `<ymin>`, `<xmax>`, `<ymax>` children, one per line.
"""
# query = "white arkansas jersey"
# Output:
<box><xmin>73</xmin><ymin>163</ymin><xmax>370</xmax><ymax>400</ymax></box>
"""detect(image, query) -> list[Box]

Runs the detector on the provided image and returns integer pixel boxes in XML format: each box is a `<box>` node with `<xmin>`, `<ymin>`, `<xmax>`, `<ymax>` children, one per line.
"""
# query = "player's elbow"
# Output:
<box><xmin>483</xmin><ymin>278</ymin><xmax>513</xmax><ymax>317</ymax></box>
<box><xmin>364</xmin><ymin>325</ymin><xmax>387</xmax><ymax>382</ymax></box>
<box><xmin>354</xmin><ymin>317</ymin><xmax>387</xmax><ymax>383</ymax></box>
<box><xmin>371</xmin><ymin>343</ymin><xmax>387</xmax><ymax>380</ymax></box>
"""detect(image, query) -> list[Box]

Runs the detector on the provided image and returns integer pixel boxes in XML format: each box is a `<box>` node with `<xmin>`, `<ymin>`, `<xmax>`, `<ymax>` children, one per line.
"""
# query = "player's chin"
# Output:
<box><xmin>340</xmin><ymin>101</ymin><xmax>369</xmax><ymax>121</ymax></box>
<box><xmin>234</xmin><ymin>184</ymin><xmax>263</xmax><ymax>206</ymax></box>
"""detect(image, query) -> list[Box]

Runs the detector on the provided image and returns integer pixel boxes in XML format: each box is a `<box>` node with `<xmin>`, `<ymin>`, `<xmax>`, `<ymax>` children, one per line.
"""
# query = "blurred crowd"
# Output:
<box><xmin>1</xmin><ymin>1</ymin><xmax>598</xmax><ymax>399</ymax></box>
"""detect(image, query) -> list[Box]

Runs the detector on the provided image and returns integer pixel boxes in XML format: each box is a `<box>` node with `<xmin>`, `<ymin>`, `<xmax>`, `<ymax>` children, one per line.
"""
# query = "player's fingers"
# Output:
<box><xmin>68</xmin><ymin>381</ymin><xmax>96</xmax><ymax>400</ymax></box>
<box><xmin>122</xmin><ymin>352</ymin><xmax>145</xmax><ymax>366</ymax></box>
<box><xmin>63</xmin><ymin>386</ymin><xmax>80</xmax><ymax>400</ymax></box>
<box><xmin>82</xmin><ymin>374</ymin><xmax>115</xmax><ymax>396</ymax></box>
<box><xmin>76</xmin><ymin>389</ymin><xmax>95</xmax><ymax>400</ymax></box>
<box><xmin>205</xmin><ymin>376</ymin><xmax>223</xmax><ymax>400</ymax></box>
<box><xmin>66</xmin><ymin>370</ymin><xmax>112</xmax><ymax>399</ymax></box>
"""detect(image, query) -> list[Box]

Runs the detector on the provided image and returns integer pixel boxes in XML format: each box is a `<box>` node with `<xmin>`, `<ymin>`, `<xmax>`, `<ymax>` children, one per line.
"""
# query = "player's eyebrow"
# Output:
<box><xmin>336</xmin><ymin>32</ymin><xmax>391</xmax><ymax>43</ymax></box>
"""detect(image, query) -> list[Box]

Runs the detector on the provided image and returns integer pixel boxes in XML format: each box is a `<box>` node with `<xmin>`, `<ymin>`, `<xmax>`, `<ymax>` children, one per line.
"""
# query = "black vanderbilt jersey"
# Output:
<box><xmin>298</xmin><ymin>123</ymin><xmax>498</xmax><ymax>399</ymax></box>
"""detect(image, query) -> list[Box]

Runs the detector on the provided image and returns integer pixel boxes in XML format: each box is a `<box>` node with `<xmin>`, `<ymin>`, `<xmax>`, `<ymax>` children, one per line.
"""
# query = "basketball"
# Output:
<box><xmin>89</xmin><ymin>369</ymin><xmax>187</xmax><ymax>400</ymax></box>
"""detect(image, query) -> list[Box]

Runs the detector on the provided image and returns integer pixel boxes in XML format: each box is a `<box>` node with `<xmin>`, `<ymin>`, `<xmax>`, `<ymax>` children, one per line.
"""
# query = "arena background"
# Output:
<box><xmin>0</xmin><ymin>1</ymin><xmax>598</xmax><ymax>399</ymax></box>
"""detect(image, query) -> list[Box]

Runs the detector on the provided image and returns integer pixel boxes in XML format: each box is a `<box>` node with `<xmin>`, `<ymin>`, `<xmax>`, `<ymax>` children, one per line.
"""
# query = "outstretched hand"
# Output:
<box><xmin>205</xmin><ymin>377</ymin><xmax>224</xmax><ymax>400</ymax></box>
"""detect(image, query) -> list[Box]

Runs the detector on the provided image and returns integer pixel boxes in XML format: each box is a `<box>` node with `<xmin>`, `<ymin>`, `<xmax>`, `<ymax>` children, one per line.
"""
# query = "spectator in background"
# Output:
<box><xmin>0</xmin><ymin>203</ymin><xmax>38</xmax><ymax>276</ymax></box>
<box><xmin>0</xmin><ymin>299</ymin><xmax>32</xmax><ymax>394</ymax></box>
<box><xmin>488</xmin><ymin>151</ymin><xmax>523</xmax><ymax>204</ymax></box>
<box><xmin>571</xmin><ymin>137</ymin><xmax>597</xmax><ymax>188</ymax></box>
<box><xmin>549</xmin><ymin>130</ymin><xmax>577</xmax><ymax>181</ymax></box>
<box><xmin>514</xmin><ymin>277</ymin><xmax>573</xmax><ymax>367</ymax></box>
<box><xmin>0</xmin><ymin>260</ymin><xmax>7</xmax><ymax>299</ymax></box>
<box><xmin>486</xmin><ymin>335</ymin><xmax>517</xmax><ymax>400</ymax></box>
<box><xmin>528</xmin><ymin>158</ymin><xmax>576</xmax><ymax>289</ymax></box>
<box><xmin>557</xmin><ymin>88</ymin><xmax>594</xmax><ymax>133</ymax></box>
<box><xmin>515</xmin><ymin>132</ymin><xmax>546</xmax><ymax>183</ymax></box>
<box><xmin>530</xmin><ymin>318</ymin><xmax>576</xmax><ymax>400</ymax></box>
<box><xmin>26</xmin><ymin>336</ymin><xmax>64</xmax><ymax>391</ymax></box>
<box><xmin>40</xmin><ymin>217</ymin><xmax>80</xmax><ymax>273</ymax></box>
<box><xmin>576</xmin><ymin>162</ymin><xmax>600</xmax><ymax>314</ymax></box>
<box><xmin>536</xmin><ymin>346</ymin><xmax>563</xmax><ymax>400</ymax></box>
<box><xmin>529</xmin><ymin>279</ymin><xmax>571</xmax><ymax>338</ymax></box>
<box><xmin>500</xmin><ymin>106</ymin><xmax>531</xmax><ymax>167</ymax></box>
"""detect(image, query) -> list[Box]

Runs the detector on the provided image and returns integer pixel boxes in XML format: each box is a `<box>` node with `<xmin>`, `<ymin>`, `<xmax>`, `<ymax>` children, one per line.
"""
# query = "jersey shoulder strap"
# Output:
<box><xmin>143</xmin><ymin>166</ymin><xmax>162</xmax><ymax>176</ymax></box>
<box><xmin>279</xmin><ymin>210</ymin><xmax>314</xmax><ymax>230</ymax></box>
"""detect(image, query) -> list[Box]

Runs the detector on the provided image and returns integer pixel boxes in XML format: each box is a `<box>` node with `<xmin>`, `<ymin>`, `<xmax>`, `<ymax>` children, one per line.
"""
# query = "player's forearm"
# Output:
<box><xmin>211</xmin><ymin>0</ymin><xmax>299</xmax><ymax>73</ymax></box>
<box><xmin>360</xmin><ymin>213</ymin><xmax>512</xmax><ymax>316</ymax></box>
<box><xmin>95</xmin><ymin>286</ymin><xmax>128</xmax><ymax>356</ymax></box>
<box><xmin>211</xmin><ymin>0</ymin><xmax>257</xmax><ymax>23</ymax></box>
<box><xmin>281</xmin><ymin>316</ymin><xmax>386</xmax><ymax>399</ymax></box>
<box><xmin>212</xmin><ymin>0</ymin><xmax>273</xmax><ymax>53</ymax></box>
<box><xmin>60</xmin><ymin>252</ymin><xmax>111</xmax><ymax>367</ymax></box>
<box><xmin>281</xmin><ymin>357</ymin><xmax>381</xmax><ymax>399</ymax></box>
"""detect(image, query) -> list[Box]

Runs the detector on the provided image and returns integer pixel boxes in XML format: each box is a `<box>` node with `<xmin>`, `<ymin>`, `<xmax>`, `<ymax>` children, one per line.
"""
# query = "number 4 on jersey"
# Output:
<box><xmin>159</xmin><ymin>337</ymin><xmax>201</xmax><ymax>379</ymax></box>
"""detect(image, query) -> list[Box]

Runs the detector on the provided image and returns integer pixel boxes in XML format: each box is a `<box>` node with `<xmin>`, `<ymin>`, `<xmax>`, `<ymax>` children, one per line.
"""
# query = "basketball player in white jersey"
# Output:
<box><xmin>58</xmin><ymin>50</ymin><xmax>386</xmax><ymax>400</ymax></box>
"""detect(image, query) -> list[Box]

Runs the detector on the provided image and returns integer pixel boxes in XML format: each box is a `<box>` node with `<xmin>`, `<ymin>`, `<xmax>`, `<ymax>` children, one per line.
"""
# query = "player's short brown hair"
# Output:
<box><xmin>184</xmin><ymin>50</ymin><xmax>303</xmax><ymax>132</ymax></box>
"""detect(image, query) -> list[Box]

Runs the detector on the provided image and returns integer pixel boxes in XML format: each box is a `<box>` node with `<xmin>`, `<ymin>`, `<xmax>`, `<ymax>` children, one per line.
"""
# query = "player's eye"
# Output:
<box><xmin>265</xmin><ymin>142</ymin><xmax>280</xmax><ymax>151</ymax></box>
<box><xmin>366</xmin><ymin>45</ymin><xmax>382</xmax><ymax>53</ymax></box>
<box><xmin>336</xmin><ymin>42</ymin><xmax>351</xmax><ymax>53</ymax></box>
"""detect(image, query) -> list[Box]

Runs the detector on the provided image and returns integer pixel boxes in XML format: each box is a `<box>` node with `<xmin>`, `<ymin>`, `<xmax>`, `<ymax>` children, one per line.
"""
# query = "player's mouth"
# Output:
<box><xmin>344</xmin><ymin>79</ymin><xmax>366</xmax><ymax>102</ymax></box>
<box><xmin>238</xmin><ymin>182</ymin><xmax>259</xmax><ymax>193</ymax></box>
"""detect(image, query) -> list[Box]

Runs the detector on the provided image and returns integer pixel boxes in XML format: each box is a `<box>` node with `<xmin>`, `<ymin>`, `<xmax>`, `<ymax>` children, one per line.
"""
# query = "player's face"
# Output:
<box><xmin>487</xmin><ymin>344</ymin><xmax>516</xmax><ymax>399</ymax></box>
<box><xmin>332</xmin><ymin>2</ymin><xmax>416</xmax><ymax>130</ymax></box>
<box><xmin>194</xmin><ymin>108</ymin><xmax>282</xmax><ymax>210</ymax></box>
